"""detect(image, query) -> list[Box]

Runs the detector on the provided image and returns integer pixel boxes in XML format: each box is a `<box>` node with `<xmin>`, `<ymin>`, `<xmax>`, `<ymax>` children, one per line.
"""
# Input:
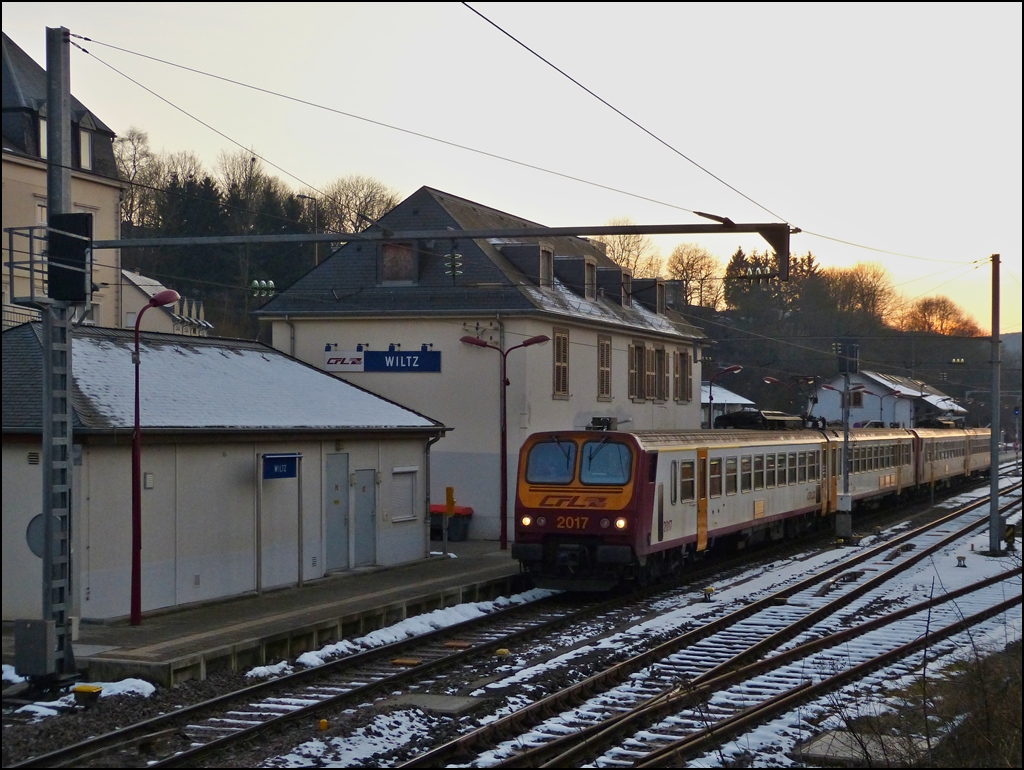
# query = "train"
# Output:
<box><xmin>511</xmin><ymin>424</ymin><xmax>991</xmax><ymax>590</ymax></box>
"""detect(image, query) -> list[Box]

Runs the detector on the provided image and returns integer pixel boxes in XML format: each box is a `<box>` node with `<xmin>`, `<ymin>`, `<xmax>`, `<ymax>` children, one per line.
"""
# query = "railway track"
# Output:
<box><xmin>6</xmin><ymin>470</ymin><xmax>1018</xmax><ymax>768</ymax></box>
<box><xmin>400</xmin><ymin>480</ymin><xmax>1021</xmax><ymax>768</ymax></box>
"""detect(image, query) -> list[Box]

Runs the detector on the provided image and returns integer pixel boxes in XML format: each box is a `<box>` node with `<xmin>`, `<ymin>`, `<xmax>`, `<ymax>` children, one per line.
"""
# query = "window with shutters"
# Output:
<box><xmin>654</xmin><ymin>348</ymin><xmax>668</xmax><ymax>401</ymax></box>
<box><xmin>597</xmin><ymin>335</ymin><xmax>612</xmax><ymax>401</ymax></box>
<box><xmin>553</xmin><ymin>328</ymin><xmax>569</xmax><ymax>399</ymax></box>
<box><xmin>645</xmin><ymin>347</ymin><xmax>656</xmax><ymax>401</ymax></box>
<box><xmin>674</xmin><ymin>349</ymin><xmax>693</xmax><ymax>403</ymax></box>
<box><xmin>629</xmin><ymin>342</ymin><xmax>646</xmax><ymax>401</ymax></box>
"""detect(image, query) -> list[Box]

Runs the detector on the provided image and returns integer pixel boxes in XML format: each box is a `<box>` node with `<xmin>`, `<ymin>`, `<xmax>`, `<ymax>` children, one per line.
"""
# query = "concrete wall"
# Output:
<box><xmin>2</xmin><ymin>434</ymin><xmax>431</xmax><ymax>621</ymax></box>
<box><xmin>271</xmin><ymin>315</ymin><xmax>702</xmax><ymax>541</ymax></box>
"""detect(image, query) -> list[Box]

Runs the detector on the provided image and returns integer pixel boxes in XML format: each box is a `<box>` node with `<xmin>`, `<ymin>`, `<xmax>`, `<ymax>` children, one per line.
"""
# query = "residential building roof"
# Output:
<box><xmin>2</xmin><ymin>31</ymin><xmax>118</xmax><ymax>179</ymax></box>
<box><xmin>849</xmin><ymin>370</ymin><xmax>966</xmax><ymax>414</ymax></box>
<box><xmin>122</xmin><ymin>269</ymin><xmax>214</xmax><ymax>332</ymax></box>
<box><xmin>257</xmin><ymin>186</ymin><xmax>705</xmax><ymax>342</ymax></box>
<box><xmin>2</xmin><ymin>323</ymin><xmax>444</xmax><ymax>434</ymax></box>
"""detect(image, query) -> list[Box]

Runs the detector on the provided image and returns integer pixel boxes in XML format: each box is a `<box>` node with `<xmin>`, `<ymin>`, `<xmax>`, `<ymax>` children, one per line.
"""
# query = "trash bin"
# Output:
<box><xmin>429</xmin><ymin>504</ymin><xmax>473</xmax><ymax>541</ymax></box>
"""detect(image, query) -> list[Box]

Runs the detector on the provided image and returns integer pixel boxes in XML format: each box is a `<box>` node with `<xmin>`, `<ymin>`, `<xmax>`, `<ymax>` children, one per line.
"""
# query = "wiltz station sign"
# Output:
<box><xmin>324</xmin><ymin>345</ymin><xmax>441</xmax><ymax>373</ymax></box>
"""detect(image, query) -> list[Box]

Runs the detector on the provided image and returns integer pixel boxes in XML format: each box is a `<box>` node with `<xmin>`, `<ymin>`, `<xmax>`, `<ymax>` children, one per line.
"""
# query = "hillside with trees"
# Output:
<box><xmin>114</xmin><ymin>128</ymin><xmax>400</xmax><ymax>338</ymax></box>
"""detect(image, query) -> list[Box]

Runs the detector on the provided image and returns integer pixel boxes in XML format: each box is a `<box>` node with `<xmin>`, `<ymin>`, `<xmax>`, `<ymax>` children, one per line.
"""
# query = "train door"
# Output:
<box><xmin>657</xmin><ymin>483</ymin><xmax>665</xmax><ymax>542</ymax></box>
<box><xmin>829</xmin><ymin>441</ymin><xmax>838</xmax><ymax>513</ymax></box>
<box><xmin>819</xmin><ymin>442</ymin><xmax>829</xmax><ymax>515</ymax></box>
<box><xmin>697</xmin><ymin>449</ymin><xmax>708</xmax><ymax>551</ymax></box>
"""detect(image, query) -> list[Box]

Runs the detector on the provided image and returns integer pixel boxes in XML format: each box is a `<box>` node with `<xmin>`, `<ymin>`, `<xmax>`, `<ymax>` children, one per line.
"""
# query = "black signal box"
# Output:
<box><xmin>47</xmin><ymin>212</ymin><xmax>92</xmax><ymax>302</ymax></box>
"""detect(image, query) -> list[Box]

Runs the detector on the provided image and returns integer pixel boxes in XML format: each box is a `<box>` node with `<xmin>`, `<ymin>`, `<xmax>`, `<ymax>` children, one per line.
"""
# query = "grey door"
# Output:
<box><xmin>354</xmin><ymin>469</ymin><xmax>377</xmax><ymax>567</ymax></box>
<box><xmin>325</xmin><ymin>454</ymin><xmax>349</xmax><ymax>571</ymax></box>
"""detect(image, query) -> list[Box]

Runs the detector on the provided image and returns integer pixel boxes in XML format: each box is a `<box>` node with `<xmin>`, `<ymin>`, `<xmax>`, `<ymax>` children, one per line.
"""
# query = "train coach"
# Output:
<box><xmin>511</xmin><ymin>424</ymin><xmax>991</xmax><ymax>590</ymax></box>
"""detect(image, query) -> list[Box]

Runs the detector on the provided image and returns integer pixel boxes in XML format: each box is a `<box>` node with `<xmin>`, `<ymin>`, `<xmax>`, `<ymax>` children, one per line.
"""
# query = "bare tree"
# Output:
<box><xmin>665</xmin><ymin>243</ymin><xmax>723</xmax><ymax>308</ymax></box>
<box><xmin>310</xmin><ymin>174</ymin><xmax>402</xmax><ymax>235</ymax></box>
<box><xmin>904</xmin><ymin>296</ymin><xmax>983</xmax><ymax>336</ymax></box>
<box><xmin>591</xmin><ymin>216</ymin><xmax>662</xmax><ymax>278</ymax></box>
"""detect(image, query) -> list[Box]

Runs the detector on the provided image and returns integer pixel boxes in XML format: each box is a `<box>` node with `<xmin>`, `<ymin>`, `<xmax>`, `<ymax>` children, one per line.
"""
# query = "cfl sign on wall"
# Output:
<box><xmin>324</xmin><ymin>344</ymin><xmax>442</xmax><ymax>373</ymax></box>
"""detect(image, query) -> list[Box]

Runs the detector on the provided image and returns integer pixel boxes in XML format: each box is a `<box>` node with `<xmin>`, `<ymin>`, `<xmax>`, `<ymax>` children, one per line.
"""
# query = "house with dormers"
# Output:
<box><xmin>2</xmin><ymin>32</ymin><xmax>123</xmax><ymax>330</ymax></box>
<box><xmin>257</xmin><ymin>187</ymin><xmax>707</xmax><ymax>541</ymax></box>
<box><xmin>813</xmin><ymin>370</ymin><xmax>967</xmax><ymax>428</ymax></box>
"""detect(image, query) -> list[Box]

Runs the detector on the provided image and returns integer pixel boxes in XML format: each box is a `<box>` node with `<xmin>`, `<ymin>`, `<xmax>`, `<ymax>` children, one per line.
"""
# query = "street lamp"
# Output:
<box><xmin>460</xmin><ymin>334</ymin><xmax>550</xmax><ymax>550</ymax></box>
<box><xmin>708</xmin><ymin>365</ymin><xmax>743</xmax><ymax>428</ymax></box>
<box><xmin>131</xmin><ymin>288</ymin><xmax>180</xmax><ymax>626</ymax></box>
<box><xmin>296</xmin><ymin>194</ymin><xmax>319</xmax><ymax>266</ymax></box>
<box><xmin>763</xmin><ymin>375</ymin><xmax>818</xmax><ymax>416</ymax></box>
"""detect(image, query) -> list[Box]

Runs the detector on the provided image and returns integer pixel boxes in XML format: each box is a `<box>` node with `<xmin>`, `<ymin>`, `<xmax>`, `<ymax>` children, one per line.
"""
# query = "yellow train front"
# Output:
<box><xmin>512</xmin><ymin>431</ymin><xmax>647</xmax><ymax>590</ymax></box>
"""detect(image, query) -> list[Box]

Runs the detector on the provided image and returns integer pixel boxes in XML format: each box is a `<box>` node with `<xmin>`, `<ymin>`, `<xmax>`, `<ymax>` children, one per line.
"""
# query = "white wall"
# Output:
<box><xmin>2</xmin><ymin>434</ymin><xmax>431</xmax><ymax>621</ymax></box>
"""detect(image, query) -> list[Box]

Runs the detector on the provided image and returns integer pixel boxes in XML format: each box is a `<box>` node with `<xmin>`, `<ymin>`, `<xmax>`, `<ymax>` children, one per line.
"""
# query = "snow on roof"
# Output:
<box><xmin>70</xmin><ymin>332</ymin><xmax>439</xmax><ymax>431</ymax></box>
<box><xmin>701</xmin><ymin>383</ymin><xmax>754</xmax><ymax>406</ymax></box>
<box><xmin>521</xmin><ymin>278</ymin><xmax>683</xmax><ymax>337</ymax></box>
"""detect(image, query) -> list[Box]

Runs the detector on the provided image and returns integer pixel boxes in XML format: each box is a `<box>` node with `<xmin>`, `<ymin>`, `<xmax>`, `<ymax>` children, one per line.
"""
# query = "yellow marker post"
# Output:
<box><xmin>444</xmin><ymin>486</ymin><xmax>455</xmax><ymax>555</ymax></box>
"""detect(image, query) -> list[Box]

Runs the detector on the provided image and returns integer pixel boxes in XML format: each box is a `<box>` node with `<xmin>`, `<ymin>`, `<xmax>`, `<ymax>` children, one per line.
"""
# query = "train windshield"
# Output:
<box><xmin>580</xmin><ymin>440</ymin><xmax>633</xmax><ymax>485</ymax></box>
<box><xmin>525</xmin><ymin>439</ymin><xmax>577</xmax><ymax>484</ymax></box>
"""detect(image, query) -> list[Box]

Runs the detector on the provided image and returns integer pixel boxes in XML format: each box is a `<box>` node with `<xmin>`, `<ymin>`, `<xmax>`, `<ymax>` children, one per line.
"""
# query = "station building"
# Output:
<box><xmin>1</xmin><ymin>323</ymin><xmax>445</xmax><ymax>621</ymax></box>
<box><xmin>257</xmin><ymin>187</ymin><xmax>707</xmax><ymax>540</ymax></box>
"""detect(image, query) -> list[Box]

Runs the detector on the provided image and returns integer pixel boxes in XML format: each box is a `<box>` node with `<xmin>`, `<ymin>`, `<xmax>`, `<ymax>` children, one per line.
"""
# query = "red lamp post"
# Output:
<box><xmin>708</xmin><ymin>365</ymin><xmax>742</xmax><ymax>428</ymax></box>
<box><xmin>460</xmin><ymin>334</ymin><xmax>549</xmax><ymax>549</ymax></box>
<box><xmin>131</xmin><ymin>288</ymin><xmax>180</xmax><ymax>625</ymax></box>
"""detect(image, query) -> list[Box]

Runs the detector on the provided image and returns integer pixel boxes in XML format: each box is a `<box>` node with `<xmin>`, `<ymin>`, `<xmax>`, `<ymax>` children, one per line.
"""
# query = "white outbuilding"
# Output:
<box><xmin>2</xmin><ymin>323</ymin><xmax>445</xmax><ymax>621</ymax></box>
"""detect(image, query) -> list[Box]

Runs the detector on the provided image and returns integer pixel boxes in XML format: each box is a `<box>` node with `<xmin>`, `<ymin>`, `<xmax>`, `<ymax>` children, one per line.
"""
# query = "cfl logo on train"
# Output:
<box><xmin>538</xmin><ymin>494</ymin><xmax>609</xmax><ymax>509</ymax></box>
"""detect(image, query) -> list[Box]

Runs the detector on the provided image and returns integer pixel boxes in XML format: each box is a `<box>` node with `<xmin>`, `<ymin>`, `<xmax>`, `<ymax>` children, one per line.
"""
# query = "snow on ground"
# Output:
<box><xmin>10</xmin><ymin>678</ymin><xmax>156</xmax><ymax>723</ymax></box>
<box><xmin>246</xmin><ymin>588</ymin><xmax>558</xmax><ymax>677</ymax></box>
<box><xmin>2</xmin><ymin>663</ymin><xmax>26</xmax><ymax>684</ymax></box>
<box><xmin>262</xmin><ymin>709</ymin><xmax>439</xmax><ymax>768</ymax></box>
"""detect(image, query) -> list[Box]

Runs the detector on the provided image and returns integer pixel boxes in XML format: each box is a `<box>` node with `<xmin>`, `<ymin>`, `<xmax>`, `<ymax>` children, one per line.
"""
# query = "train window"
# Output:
<box><xmin>811</xmin><ymin>450</ymin><xmax>820</xmax><ymax>481</ymax></box>
<box><xmin>580</xmin><ymin>440</ymin><xmax>633</xmax><ymax>485</ymax></box>
<box><xmin>680</xmin><ymin>460</ymin><xmax>695</xmax><ymax>501</ymax></box>
<box><xmin>526</xmin><ymin>440</ymin><xmax>577</xmax><ymax>484</ymax></box>
<box><xmin>699</xmin><ymin>457</ymin><xmax>707</xmax><ymax>500</ymax></box>
<box><xmin>709</xmin><ymin>458</ymin><xmax>723</xmax><ymax>497</ymax></box>
<box><xmin>873</xmin><ymin>446</ymin><xmax>880</xmax><ymax>470</ymax></box>
<box><xmin>754</xmin><ymin>455</ymin><xmax>765</xmax><ymax>490</ymax></box>
<box><xmin>766</xmin><ymin>454</ymin><xmax>776</xmax><ymax>488</ymax></box>
<box><xmin>726</xmin><ymin>457</ymin><xmax>738</xmax><ymax>495</ymax></box>
<box><xmin>779</xmin><ymin>453</ymin><xmax>789</xmax><ymax>485</ymax></box>
<box><xmin>670</xmin><ymin>460</ymin><xmax>678</xmax><ymax>504</ymax></box>
<box><xmin>741</xmin><ymin>455</ymin><xmax>752</xmax><ymax>492</ymax></box>
<box><xmin>788</xmin><ymin>453</ymin><xmax>797</xmax><ymax>485</ymax></box>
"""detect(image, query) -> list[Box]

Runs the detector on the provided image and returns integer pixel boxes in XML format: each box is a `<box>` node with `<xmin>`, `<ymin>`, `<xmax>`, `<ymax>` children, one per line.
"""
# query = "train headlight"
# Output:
<box><xmin>600</xmin><ymin>518</ymin><xmax>610</xmax><ymax>529</ymax></box>
<box><xmin>521</xmin><ymin>516</ymin><xmax>532</xmax><ymax>527</ymax></box>
<box><xmin>615</xmin><ymin>517</ymin><xmax>628</xmax><ymax>530</ymax></box>
<box><xmin>536</xmin><ymin>516</ymin><xmax>546</xmax><ymax>527</ymax></box>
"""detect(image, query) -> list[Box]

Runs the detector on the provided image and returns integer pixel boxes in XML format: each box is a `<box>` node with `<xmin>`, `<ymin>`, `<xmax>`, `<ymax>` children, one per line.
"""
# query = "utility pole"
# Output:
<box><xmin>989</xmin><ymin>254</ymin><xmax>1001</xmax><ymax>555</ymax></box>
<box><xmin>19</xmin><ymin>25</ymin><xmax>79</xmax><ymax>682</ymax></box>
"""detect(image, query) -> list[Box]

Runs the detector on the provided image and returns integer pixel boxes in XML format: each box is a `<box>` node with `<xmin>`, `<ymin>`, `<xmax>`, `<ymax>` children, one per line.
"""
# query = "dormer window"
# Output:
<box><xmin>39</xmin><ymin>118</ymin><xmax>47</xmax><ymax>159</ymax></box>
<box><xmin>585</xmin><ymin>260</ymin><xmax>597</xmax><ymax>300</ymax></box>
<box><xmin>381</xmin><ymin>243</ymin><xmax>417</xmax><ymax>283</ymax></box>
<box><xmin>540</xmin><ymin>248</ymin><xmax>553</xmax><ymax>287</ymax></box>
<box><xmin>622</xmin><ymin>272</ymin><xmax>632</xmax><ymax>308</ymax></box>
<box><xmin>80</xmin><ymin>129</ymin><xmax>92</xmax><ymax>170</ymax></box>
<box><xmin>656</xmin><ymin>282</ymin><xmax>666</xmax><ymax>315</ymax></box>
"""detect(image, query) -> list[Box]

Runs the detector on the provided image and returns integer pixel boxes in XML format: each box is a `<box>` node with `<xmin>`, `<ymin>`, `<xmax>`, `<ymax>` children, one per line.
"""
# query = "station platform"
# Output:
<box><xmin>2</xmin><ymin>540</ymin><xmax>528</xmax><ymax>687</ymax></box>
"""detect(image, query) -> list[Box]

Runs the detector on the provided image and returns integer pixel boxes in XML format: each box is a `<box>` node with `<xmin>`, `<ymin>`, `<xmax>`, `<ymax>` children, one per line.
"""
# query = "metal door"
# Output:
<box><xmin>354</xmin><ymin>469</ymin><xmax>377</xmax><ymax>567</ymax></box>
<box><xmin>325</xmin><ymin>454</ymin><xmax>349</xmax><ymax>571</ymax></box>
<box><xmin>697</xmin><ymin>449</ymin><xmax>708</xmax><ymax>551</ymax></box>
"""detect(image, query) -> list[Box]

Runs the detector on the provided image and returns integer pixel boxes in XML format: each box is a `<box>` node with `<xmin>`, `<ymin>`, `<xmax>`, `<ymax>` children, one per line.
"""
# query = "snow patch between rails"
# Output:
<box><xmin>245</xmin><ymin>588</ymin><xmax>558</xmax><ymax>677</ymax></box>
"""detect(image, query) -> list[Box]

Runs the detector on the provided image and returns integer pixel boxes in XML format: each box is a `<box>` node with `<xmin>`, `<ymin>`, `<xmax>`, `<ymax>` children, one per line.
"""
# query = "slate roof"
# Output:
<box><xmin>2</xmin><ymin>323</ymin><xmax>444</xmax><ymax>435</ymax></box>
<box><xmin>257</xmin><ymin>187</ymin><xmax>704</xmax><ymax>342</ymax></box>
<box><xmin>857</xmin><ymin>370</ymin><xmax>966</xmax><ymax>414</ymax></box>
<box><xmin>2</xmin><ymin>32</ymin><xmax>119</xmax><ymax>179</ymax></box>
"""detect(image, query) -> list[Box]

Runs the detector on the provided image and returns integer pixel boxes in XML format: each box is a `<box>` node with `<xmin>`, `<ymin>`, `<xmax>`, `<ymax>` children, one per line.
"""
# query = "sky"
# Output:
<box><xmin>3</xmin><ymin>2</ymin><xmax>1021</xmax><ymax>333</ymax></box>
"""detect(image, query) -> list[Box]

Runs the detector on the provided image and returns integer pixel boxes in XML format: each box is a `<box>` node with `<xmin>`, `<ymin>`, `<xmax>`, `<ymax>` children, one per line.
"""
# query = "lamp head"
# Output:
<box><xmin>149</xmin><ymin>289</ymin><xmax>180</xmax><ymax>308</ymax></box>
<box><xmin>460</xmin><ymin>335</ymin><xmax>490</xmax><ymax>348</ymax></box>
<box><xmin>522</xmin><ymin>335</ymin><xmax>550</xmax><ymax>347</ymax></box>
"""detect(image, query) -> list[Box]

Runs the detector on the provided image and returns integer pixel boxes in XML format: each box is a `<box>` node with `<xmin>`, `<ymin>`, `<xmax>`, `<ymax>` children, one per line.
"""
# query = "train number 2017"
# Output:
<box><xmin>556</xmin><ymin>515</ymin><xmax>590</xmax><ymax>530</ymax></box>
